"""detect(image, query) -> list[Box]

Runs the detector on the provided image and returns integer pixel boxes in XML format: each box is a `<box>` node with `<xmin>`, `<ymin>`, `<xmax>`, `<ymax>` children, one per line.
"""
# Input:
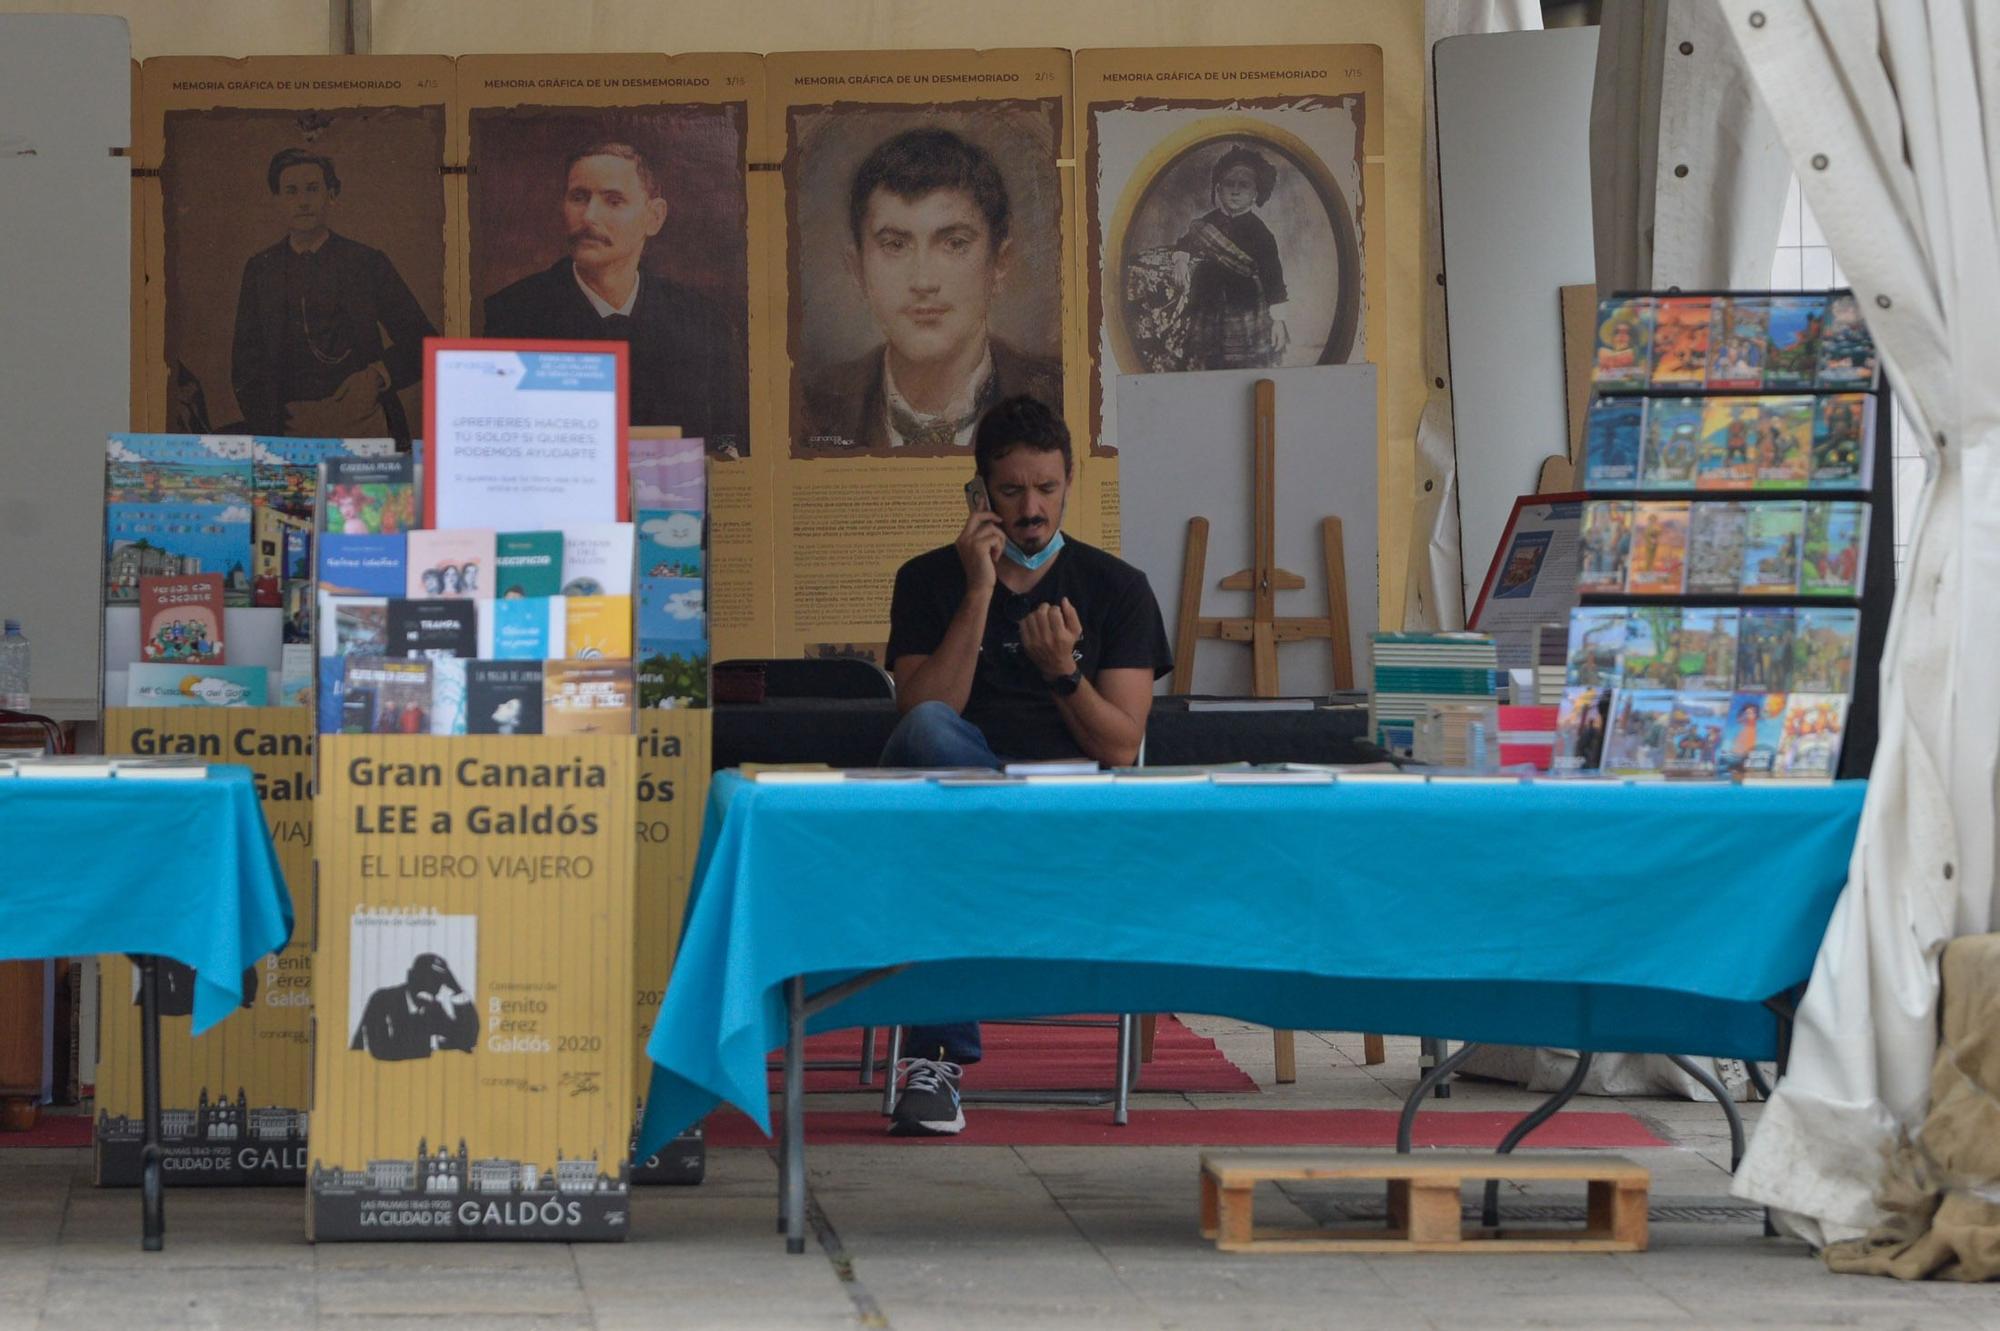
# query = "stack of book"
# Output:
<box><xmin>1368</xmin><ymin>632</ymin><xmax>1501</xmax><ymax>759</ymax></box>
<box><xmin>1533</xmin><ymin>623</ymin><xmax>1567</xmax><ymax>705</ymax></box>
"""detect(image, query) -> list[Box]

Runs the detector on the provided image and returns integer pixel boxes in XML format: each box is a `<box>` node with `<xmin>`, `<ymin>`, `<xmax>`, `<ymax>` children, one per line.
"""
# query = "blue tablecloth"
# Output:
<box><xmin>638</xmin><ymin>773</ymin><xmax>1865</xmax><ymax>1154</ymax></box>
<box><xmin>0</xmin><ymin>766</ymin><xmax>293</xmax><ymax>1033</ymax></box>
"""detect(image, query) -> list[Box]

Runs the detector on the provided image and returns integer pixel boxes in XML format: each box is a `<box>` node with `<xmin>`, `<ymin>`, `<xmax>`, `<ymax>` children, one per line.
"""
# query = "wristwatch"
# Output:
<box><xmin>1047</xmin><ymin>666</ymin><xmax>1084</xmax><ymax>698</ymax></box>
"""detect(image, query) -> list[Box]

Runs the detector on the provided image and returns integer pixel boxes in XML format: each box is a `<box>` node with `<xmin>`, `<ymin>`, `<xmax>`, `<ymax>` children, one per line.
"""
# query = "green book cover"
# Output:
<box><xmin>494</xmin><ymin>530</ymin><xmax>564</xmax><ymax>598</ymax></box>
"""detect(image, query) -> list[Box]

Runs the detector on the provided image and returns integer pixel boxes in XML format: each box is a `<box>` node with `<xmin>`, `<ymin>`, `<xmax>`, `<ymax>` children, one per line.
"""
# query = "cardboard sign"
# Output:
<box><xmin>96</xmin><ymin>708</ymin><xmax>315</xmax><ymax>1186</ymax></box>
<box><xmin>311</xmin><ymin>734</ymin><xmax>636</xmax><ymax>1241</ymax></box>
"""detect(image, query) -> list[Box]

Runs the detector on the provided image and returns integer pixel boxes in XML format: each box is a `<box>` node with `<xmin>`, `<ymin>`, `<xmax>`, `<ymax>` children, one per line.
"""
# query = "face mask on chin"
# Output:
<box><xmin>1002</xmin><ymin>528</ymin><xmax>1065</xmax><ymax>571</ymax></box>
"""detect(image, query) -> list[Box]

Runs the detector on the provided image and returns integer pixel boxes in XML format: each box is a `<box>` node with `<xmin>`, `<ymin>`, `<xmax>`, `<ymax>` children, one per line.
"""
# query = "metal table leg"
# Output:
<box><xmin>1480</xmin><ymin>1051</ymin><xmax>1594</xmax><ymax>1228</ymax></box>
<box><xmin>1666</xmin><ymin>1054</ymin><xmax>1745</xmax><ymax>1173</ymax></box>
<box><xmin>138</xmin><ymin>955</ymin><xmax>165</xmax><ymax>1252</ymax></box>
<box><xmin>1419</xmin><ymin>1036</ymin><xmax>1452</xmax><ymax>1098</ymax></box>
<box><xmin>1396</xmin><ymin>1042</ymin><xmax>1482</xmax><ymax>1152</ymax></box>
<box><xmin>782</xmin><ymin>975</ymin><xmax>806</xmax><ymax>1254</ymax></box>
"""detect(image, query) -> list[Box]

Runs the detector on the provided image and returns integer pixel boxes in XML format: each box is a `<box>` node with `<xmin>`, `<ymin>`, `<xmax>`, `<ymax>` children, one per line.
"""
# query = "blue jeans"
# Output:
<box><xmin>878</xmin><ymin>701</ymin><xmax>996</xmax><ymax>1063</ymax></box>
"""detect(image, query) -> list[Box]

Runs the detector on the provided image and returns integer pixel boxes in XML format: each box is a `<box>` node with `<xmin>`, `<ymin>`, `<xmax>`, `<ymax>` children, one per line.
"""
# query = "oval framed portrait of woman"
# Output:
<box><xmin>1104</xmin><ymin>117</ymin><xmax>1362</xmax><ymax>379</ymax></box>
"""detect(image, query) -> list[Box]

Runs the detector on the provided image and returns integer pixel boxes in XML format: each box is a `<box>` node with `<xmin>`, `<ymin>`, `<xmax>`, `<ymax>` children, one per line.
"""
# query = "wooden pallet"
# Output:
<box><xmin>1199</xmin><ymin>1151</ymin><xmax>1649</xmax><ymax>1253</ymax></box>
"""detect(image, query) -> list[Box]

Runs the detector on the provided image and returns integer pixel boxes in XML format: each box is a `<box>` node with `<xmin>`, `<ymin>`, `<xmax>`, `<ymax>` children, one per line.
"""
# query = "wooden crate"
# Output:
<box><xmin>1199</xmin><ymin>1151</ymin><xmax>1649</xmax><ymax>1254</ymax></box>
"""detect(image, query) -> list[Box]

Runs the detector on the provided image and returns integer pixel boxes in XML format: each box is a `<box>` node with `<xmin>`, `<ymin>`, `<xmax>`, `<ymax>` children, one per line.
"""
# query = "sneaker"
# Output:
<box><xmin>889</xmin><ymin>1058</ymin><xmax>965</xmax><ymax>1136</ymax></box>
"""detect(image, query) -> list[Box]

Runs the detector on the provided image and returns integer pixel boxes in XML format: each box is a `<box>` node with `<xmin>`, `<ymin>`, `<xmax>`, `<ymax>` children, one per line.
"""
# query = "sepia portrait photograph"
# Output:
<box><xmin>470</xmin><ymin>104</ymin><xmax>752</xmax><ymax>459</ymax></box>
<box><xmin>161</xmin><ymin>106</ymin><xmax>447</xmax><ymax>445</ymax></box>
<box><xmin>1090</xmin><ymin>97</ymin><xmax>1366</xmax><ymax>453</ymax></box>
<box><xmin>786</xmin><ymin>100</ymin><xmax>1066</xmax><ymax>460</ymax></box>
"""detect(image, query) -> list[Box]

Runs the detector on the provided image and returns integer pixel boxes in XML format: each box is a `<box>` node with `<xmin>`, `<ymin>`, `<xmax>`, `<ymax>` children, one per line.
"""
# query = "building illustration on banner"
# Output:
<box><xmin>309</xmin><ymin>1138</ymin><xmax>631</xmax><ymax>1238</ymax></box>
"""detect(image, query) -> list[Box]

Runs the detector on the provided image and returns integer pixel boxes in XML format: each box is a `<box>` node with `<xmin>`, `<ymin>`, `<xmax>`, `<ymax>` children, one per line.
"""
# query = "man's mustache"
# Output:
<box><xmin>568</xmin><ymin>227</ymin><xmax>613</xmax><ymax>247</ymax></box>
<box><xmin>1013</xmin><ymin>517</ymin><xmax>1046</xmax><ymax>530</ymax></box>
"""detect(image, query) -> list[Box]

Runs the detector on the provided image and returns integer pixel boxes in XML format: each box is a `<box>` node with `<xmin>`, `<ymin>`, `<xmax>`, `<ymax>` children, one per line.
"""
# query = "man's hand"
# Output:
<box><xmin>1270</xmin><ymin>318</ymin><xmax>1290</xmax><ymax>356</ymax></box>
<box><xmin>1022</xmin><ymin>597</ymin><xmax>1082</xmax><ymax>680</ymax></box>
<box><xmin>956</xmin><ymin>509</ymin><xmax>1004</xmax><ymax>594</ymax></box>
<box><xmin>1171</xmin><ymin>250</ymin><xmax>1193</xmax><ymax>288</ymax></box>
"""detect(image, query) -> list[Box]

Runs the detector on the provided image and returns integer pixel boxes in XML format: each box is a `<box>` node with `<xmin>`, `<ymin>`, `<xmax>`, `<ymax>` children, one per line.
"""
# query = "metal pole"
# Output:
<box><xmin>138</xmin><ymin>956</ymin><xmax>164</xmax><ymax>1251</ymax></box>
<box><xmin>1481</xmin><ymin>1051</ymin><xmax>1594</xmax><ymax>1228</ymax></box>
<box><xmin>783</xmin><ymin>976</ymin><xmax>806</xmax><ymax>1254</ymax></box>
<box><xmin>1397</xmin><ymin>1042</ymin><xmax>1482</xmax><ymax>1152</ymax></box>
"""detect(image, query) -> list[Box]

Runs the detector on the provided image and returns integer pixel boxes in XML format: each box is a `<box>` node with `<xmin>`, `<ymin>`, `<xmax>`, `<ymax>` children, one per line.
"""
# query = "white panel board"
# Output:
<box><xmin>0</xmin><ymin>16</ymin><xmax>131</xmax><ymax>718</ymax></box>
<box><xmin>1433</xmin><ymin>28</ymin><xmax>1598</xmax><ymax>610</ymax></box>
<box><xmin>1116</xmin><ymin>364</ymin><xmax>1377</xmax><ymax>697</ymax></box>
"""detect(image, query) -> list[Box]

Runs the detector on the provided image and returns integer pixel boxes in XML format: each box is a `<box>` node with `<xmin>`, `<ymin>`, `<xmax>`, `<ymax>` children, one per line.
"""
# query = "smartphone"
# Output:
<box><xmin>964</xmin><ymin>477</ymin><xmax>989</xmax><ymax>513</ymax></box>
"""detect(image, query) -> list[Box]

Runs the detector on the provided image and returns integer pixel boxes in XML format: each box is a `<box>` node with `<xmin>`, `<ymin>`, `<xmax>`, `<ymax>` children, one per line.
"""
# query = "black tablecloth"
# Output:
<box><xmin>712</xmin><ymin>694</ymin><xmax>1376</xmax><ymax>771</ymax></box>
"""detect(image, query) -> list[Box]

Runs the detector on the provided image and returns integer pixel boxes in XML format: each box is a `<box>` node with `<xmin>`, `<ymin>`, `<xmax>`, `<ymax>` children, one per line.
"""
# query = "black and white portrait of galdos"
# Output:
<box><xmin>347</xmin><ymin>911</ymin><xmax>479</xmax><ymax>1063</ymax></box>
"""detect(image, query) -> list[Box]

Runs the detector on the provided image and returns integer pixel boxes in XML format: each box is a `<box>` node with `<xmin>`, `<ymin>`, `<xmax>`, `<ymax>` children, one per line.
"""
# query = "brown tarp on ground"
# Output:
<box><xmin>1825</xmin><ymin>933</ymin><xmax>2000</xmax><ymax>1281</ymax></box>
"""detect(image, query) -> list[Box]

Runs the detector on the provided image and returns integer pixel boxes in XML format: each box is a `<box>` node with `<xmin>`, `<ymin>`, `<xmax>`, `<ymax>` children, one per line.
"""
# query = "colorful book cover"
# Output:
<box><xmin>1582</xmin><ymin>397</ymin><xmax>1645</xmax><ymax>490</ymax></box>
<box><xmin>1674</xmin><ymin>607</ymin><xmax>1740</xmax><ymax>692</ymax></box>
<box><xmin>1591</xmin><ymin>296</ymin><xmax>1653</xmax><ymax>389</ymax></box>
<box><xmin>1720</xmin><ymin>691</ymin><xmax>1787</xmax><ymax>777</ymax></box>
<box><xmin>252</xmin><ymin>506</ymin><xmax>310</xmax><ymax>607</ymax></box>
<box><xmin>1685</xmin><ymin>501</ymin><xmax>1748</xmax><ymax>594</ymax></box>
<box><xmin>342</xmin><ymin>656</ymin><xmax>432</xmax><ymax>735</ymax></box>
<box><xmin>560</xmin><ymin>524</ymin><xmax>635</xmax><ymax>596</ymax></box>
<box><xmin>317</xmin><ymin>654</ymin><xmax>346</xmax><ymax>736</ymax></box>
<box><xmin>1564</xmin><ymin>606</ymin><xmax>1626</xmax><ymax>688</ymax></box>
<box><xmin>631</xmin><ymin>436</ymin><xmax>707</xmax><ymax>512</ymax></box>
<box><xmin>1774</xmin><ymin>693</ymin><xmax>1849</xmax><ymax>778</ymax></box>
<box><xmin>1736</xmin><ymin>609</ymin><xmax>1796</xmax><ymax>691</ymax></box>
<box><xmin>1741</xmin><ymin>501</ymin><xmax>1805</xmax><ymax>595</ymax></box>
<box><xmin>1663</xmin><ymin>692</ymin><xmax>1731</xmax><ymax>778</ymax></box>
<box><xmin>466</xmin><ymin>661</ymin><xmax>544</xmax><ymax>735</ymax></box>
<box><xmin>1802</xmin><ymin>502</ymin><xmax>1869</xmax><ymax>597</ymax></box>
<box><xmin>638</xmin><ymin>578</ymin><xmax>705</xmax><ymax>641</ymax></box>
<box><xmin>1755</xmin><ymin>397</ymin><xmax>1814</xmax><ymax>489</ymax></box>
<box><xmin>565</xmin><ymin>594</ymin><xmax>634</xmax><ymax>660</ymax></box>
<box><xmin>406</xmin><ymin>528</ymin><xmax>496</xmax><ymax>599</ymax></box>
<box><xmin>1626</xmin><ymin>502</ymin><xmax>1689</xmax><ymax>595</ymax></box>
<box><xmin>429</xmin><ymin>656</ymin><xmax>468</xmax><ymax>736</ymax></box>
<box><xmin>1649</xmin><ymin>296</ymin><xmax>1712</xmax><ymax>387</ymax></box>
<box><xmin>1620</xmin><ymin>606</ymin><xmax>1681</xmax><ymax>687</ymax></box>
<box><xmin>318</xmin><ymin>593</ymin><xmax>389</xmax><ymax>661</ymax></box>
<box><xmin>104</xmin><ymin>436</ymin><xmax>255</xmax><ymax>607</ymax></box>
<box><xmin>494</xmin><ymin>531</ymin><xmax>565</xmax><ymax>598</ymax></box>
<box><xmin>1640</xmin><ymin>398</ymin><xmax>1702</xmax><ymax>490</ymax></box>
<box><xmin>1791</xmin><ymin>607</ymin><xmax>1861</xmax><ymax>694</ymax></box>
<box><xmin>1695</xmin><ymin>398</ymin><xmax>1761</xmax><ymax>490</ymax></box>
<box><xmin>490</xmin><ymin>596</ymin><xmax>567</xmax><ymax>660</ymax></box>
<box><xmin>317</xmin><ymin>533</ymin><xmax>407</xmax><ymax>597</ymax></box>
<box><xmin>138</xmin><ymin>574</ymin><xmax>226</xmax><ymax>664</ymax></box>
<box><xmin>1811</xmin><ymin>394</ymin><xmax>1874</xmax><ymax>489</ymax></box>
<box><xmin>1816</xmin><ymin>291</ymin><xmax>1879</xmax><ymax>389</ymax></box>
<box><xmin>386</xmin><ymin>598</ymin><xmax>478</xmax><ymax>661</ymax></box>
<box><xmin>1602</xmin><ymin>689</ymin><xmax>1676</xmax><ymax>775</ymax></box>
<box><xmin>1762</xmin><ymin>294</ymin><xmax>1827</xmax><ymax>389</ymax></box>
<box><xmin>1552</xmin><ymin>685</ymin><xmax>1607</xmax><ymax>773</ymax></box>
<box><xmin>320</xmin><ymin>455</ymin><xmax>416</xmax><ymax>535</ymax></box>
<box><xmin>638</xmin><ymin>640</ymin><xmax>710</xmax><ymax>710</ymax></box>
<box><xmin>1576</xmin><ymin>500</ymin><xmax>1633</xmax><ymax>595</ymax></box>
<box><xmin>282</xmin><ymin>524</ymin><xmax>315</xmax><ymax>645</ymax></box>
<box><xmin>253</xmin><ymin>437</ymin><xmax>395</xmax><ymax>522</ymax></box>
<box><xmin>1705</xmin><ymin>296</ymin><xmax>1769</xmax><ymax>389</ymax></box>
<box><xmin>544</xmin><ymin>660</ymin><xmax>636</xmax><ymax>735</ymax></box>
<box><xmin>280</xmin><ymin>642</ymin><xmax>315</xmax><ymax>709</ymax></box>
<box><xmin>125</xmin><ymin>663</ymin><xmax>268</xmax><ymax>709</ymax></box>
<box><xmin>636</xmin><ymin>511</ymin><xmax>705</xmax><ymax>580</ymax></box>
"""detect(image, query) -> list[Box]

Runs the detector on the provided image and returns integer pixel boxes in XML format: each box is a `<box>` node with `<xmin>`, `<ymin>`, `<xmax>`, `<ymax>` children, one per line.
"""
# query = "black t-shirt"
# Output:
<box><xmin>886</xmin><ymin>537</ymin><xmax>1174</xmax><ymax>759</ymax></box>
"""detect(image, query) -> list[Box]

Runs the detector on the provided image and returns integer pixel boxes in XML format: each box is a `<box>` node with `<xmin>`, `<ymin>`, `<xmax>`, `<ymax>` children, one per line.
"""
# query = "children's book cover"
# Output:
<box><xmin>317</xmin><ymin>533</ymin><xmax>407</xmax><ymax>597</ymax></box>
<box><xmin>1564</xmin><ymin>606</ymin><xmax>1626</xmax><ymax>688</ymax></box>
<box><xmin>466</xmin><ymin>661</ymin><xmax>544</xmax><ymax>736</ymax></box>
<box><xmin>1582</xmin><ymin>397</ymin><xmax>1645</xmax><ymax>490</ymax></box>
<box><xmin>1755</xmin><ymin>397</ymin><xmax>1814</xmax><ymax>488</ymax></box>
<box><xmin>1602</xmin><ymin>689</ymin><xmax>1676</xmax><ymax>775</ymax></box>
<box><xmin>1552</xmin><ymin>685</ymin><xmax>1608</xmax><ymax>773</ymax></box>
<box><xmin>1592</xmin><ymin>296</ymin><xmax>1653</xmax><ymax>390</ymax></box>
<box><xmin>494</xmin><ymin>531</ymin><xmax>565</xmax><ymax>598</ymax></box>
<box><xmin>1648</xmin><ymin>296</ymin><xmax>1712</xmax><ymax>387</ymax></box>
<box><xmin>638</xmin><ymin>641</ymin><xmax>710</xmax><ymax>711</ymax></box>
<box><xmin>1811</xmin><ymin>394</ymin><xmax>1874</xmax><ymax>488</ymax></box>
<box><xmin>1802</xmin><ymin>501</ymin><xmax>1868</xmax><ymax>597</ymax></box>
<box><xmin>405</xmin><ymin>528</ymin><xmax>496</xmax><ymax>599</ymax></box>
<box><xmin>636</xmin><ymin>511</ymin><xmax>705</xmax><ymax>580</ymax></box>
<box><xmin>1816</xmin><ymin>291</ymin><xmax>1879</xmax><ymax>389</ymax></box>
<box><xmin>566</xmin><ymin>595</ymin><xmax>635</xmax><ymax>660</ymax></box>
<box><xmin>125</xmin><ymin>663</ymin><xmax>268</xmax><ymax>709</ymax></box>
<box><xmin>1735</xmin><ymin>608</ymin><xmax>1796</xmax><ymax>691</ymax></box>
<box><xmin>1696</xmin><ymin>398</ymin><xmax>1761</xmax><ymax>489</ymax></box>
<box><xmin>104</xmin><ymin>436</ymin><xmax>255</xmax><ymax>606</ymax></box>
<box><xmin>1626</xmin><ymin>502</ymin><xmax>1689</xmax><ymax>596</ymax></box>
<box><xmin>1577</xmin><ymin>500</ymin><xmax>1633</xmax><ymax>595</ymax></box>
<box><xmin>1762</xmin><ymin>294</ymin><xmax>1826</xmax><ymax>389</ymax></box>
<box><xmin>638</xmin><ymin>578</ymin><xmax>706</xmax><ymax>642</ymax></box>
<box><xmin>1641</xmin><ymin>398</ymin><xmax>1702</xmax><ymax>490</ymax></box>
<box><xmin>1705</xmin><ymin>296</ymin><xmax>1769</xmax><ymax>389</ymax></box>
<box><xmin>1685</xmin><ymin>502</ymin><xmax>1748</xmax><ymax>594</ymax></box>
<box><xmin>139</xmin><ymin>574</ymin><xmax>226</xmax><ymax>664</ymax></box>
<box><xmin>1791</xmin><ymin>607</ymin><xmax>1861</xmax><ymax>695</ymax></box>
<box><xmin>320</xmin><ymin>455</ymin><xmax>416</xmax><ymax>535</ymax></box>
<box><xmin>491</xmin><ymin>596</ymin><xmax>567</xmax><ymax>661</ymax></box>
<box><xmin>1620</xmin><ymin>606</ymin><xmax>1681</xmax><ymax>688</ymax></box>
<box><xmin>1720</xmin><ymin>690</ymin><xmax>1787</xmax><ymax>777</ymax></box>
<box><xmin>1774</xmin><ymin>693</ymin><xmax>1849</xmax><ymax>778</ymax></box>
<box><xmin>1741</xmin><ymin>501</ymin><xmax>1805</xmax><ymax>596</ymax></box>
<box><xmin>1662</xmin><ymin>691</ymin><xmax>1731</xmax><ymax>778</ymax></box>
<box><xmin>1674</xmin><ymin>607</ymin><xmax>1740</xmax><ymax>692</ymax></box>
<box><xmin>631</xmin><ymin>436</ymin><xmax>707</xmax><ymax>512</ymax></box>
<box><xmin>545</xmin><ymin>660</ymin><xmax>636</xmax><ymax>735</ymax></box>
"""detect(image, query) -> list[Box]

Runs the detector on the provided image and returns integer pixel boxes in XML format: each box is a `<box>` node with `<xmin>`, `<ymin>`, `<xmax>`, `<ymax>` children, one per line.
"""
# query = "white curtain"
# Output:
<box><xmin>1715</xmin><ymin>0</ymin><xmax>2000</xmax><ymax>1246</ymax></box>
<box><xmin>1402</xmin><ymin>0</ymin><xmax>1543</xmax><ymax>632</ymax></box>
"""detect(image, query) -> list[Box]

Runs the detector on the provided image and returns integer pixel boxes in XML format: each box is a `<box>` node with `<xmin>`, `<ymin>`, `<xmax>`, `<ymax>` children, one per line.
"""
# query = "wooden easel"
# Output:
<box><xmin>1163</xmin><ymin>379</ymin><xmax>1383</xmax><ymax>1079</ymax></box>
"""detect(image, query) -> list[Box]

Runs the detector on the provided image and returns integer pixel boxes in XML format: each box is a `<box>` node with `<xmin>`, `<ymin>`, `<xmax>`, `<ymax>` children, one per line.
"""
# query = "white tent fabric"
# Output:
<box><xmin>1401</xmin><ymin>0</ymin><xmax>1543</xmax><ymax>632</ymax></box>
<box><xmin>1715</xmin><ymin>0</ymin><xmax>2000</xmax><ymax>1246</ymax></box>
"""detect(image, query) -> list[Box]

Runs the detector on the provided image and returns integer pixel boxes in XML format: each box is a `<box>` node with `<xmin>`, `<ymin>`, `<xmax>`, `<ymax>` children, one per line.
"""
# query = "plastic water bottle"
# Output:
<box><xmin>0</xmin><ymin>620</ymin><xmax>27</xmax><ymax>711</ymax></box>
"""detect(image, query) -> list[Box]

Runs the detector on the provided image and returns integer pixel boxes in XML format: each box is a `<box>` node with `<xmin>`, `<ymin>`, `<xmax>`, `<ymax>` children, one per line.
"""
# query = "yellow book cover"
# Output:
<box><xmin>565</xmin><ymin>595</ymin><xmax>633</xmax><ymax>661</ymax></box>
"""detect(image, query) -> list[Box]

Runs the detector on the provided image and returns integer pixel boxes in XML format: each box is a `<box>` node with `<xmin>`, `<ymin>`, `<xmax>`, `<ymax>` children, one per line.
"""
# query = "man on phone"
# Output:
<box><xmin>875</xmin><ymin>393</ymin><xmax>1172</xmax><ymax>1134</ymax></box>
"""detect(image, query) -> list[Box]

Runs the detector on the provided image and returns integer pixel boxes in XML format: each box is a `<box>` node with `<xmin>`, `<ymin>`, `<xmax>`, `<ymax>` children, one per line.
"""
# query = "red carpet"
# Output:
<box><xmin>706</xmin><ymin>1106</ymin><xmax>1667</xmax><ymax>1149</ymax></box>
<box><xmin>775</xmin><ymin>1015</ymin><xmax>1259</xmax><ymax>1096</ymax></box>
<box><xmin>0</xmin><ymin>1114</ymin><xmax>90</xmax><ymax>1148</ymax></box>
